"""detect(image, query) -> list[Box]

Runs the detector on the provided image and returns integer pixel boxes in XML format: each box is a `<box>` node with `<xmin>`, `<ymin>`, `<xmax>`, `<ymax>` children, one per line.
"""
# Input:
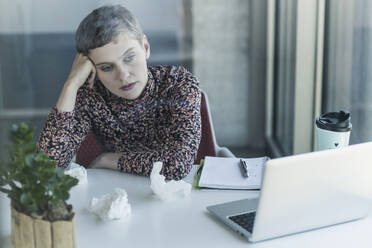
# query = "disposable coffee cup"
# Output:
<box><xmin>315</xmin><ymin>110</ymin><xmax>352</xmax><ymax>151</ymax></box>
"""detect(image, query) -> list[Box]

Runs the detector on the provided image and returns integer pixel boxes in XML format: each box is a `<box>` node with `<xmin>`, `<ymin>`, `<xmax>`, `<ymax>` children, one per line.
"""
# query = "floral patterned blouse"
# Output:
<box><xmin>37</xmin><ymin>65</ymin><xmax>201</xmax><ymax>180</ymax></box>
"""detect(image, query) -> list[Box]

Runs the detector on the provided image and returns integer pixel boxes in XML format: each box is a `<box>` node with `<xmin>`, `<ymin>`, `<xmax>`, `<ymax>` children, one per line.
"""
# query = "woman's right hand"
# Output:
<box><xmin>66</xmin><ymin>53</ymin><xmax>96</xmax><ymax>90</ymax></box>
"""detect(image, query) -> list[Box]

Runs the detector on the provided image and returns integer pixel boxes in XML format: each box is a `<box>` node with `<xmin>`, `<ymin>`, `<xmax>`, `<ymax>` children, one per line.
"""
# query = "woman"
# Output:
<box><xmin>37</xmin><ymin>5</ymin><xmax>201</xmax><ymax>180</ymax></box>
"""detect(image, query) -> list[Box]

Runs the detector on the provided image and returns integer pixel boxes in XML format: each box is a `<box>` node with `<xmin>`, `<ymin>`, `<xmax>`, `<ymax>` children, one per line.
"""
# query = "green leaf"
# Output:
<box><xmin>55</xmin><ymin>167</ymin><xmax>64</xmax><ymax>178</ymax></box>
<box><xmin>64</xmin><ymin>176</ymin><xmax>78</xmax><ymax>188</ymax></box>
<box><xmin>19</xmin><ymin>122</ymin><xmax>27</xmax><ymax>129</ymax></box>
<box><xmin>25</xmin><ymin>154</ymin><xmax>34</xmax><ymax>167</ymax></box>
<box><xmin>25</xmin><ymin>143</ymin><xmax>37</xmax><ymax>154</ymax></box>
<box><xmin>24</xmin><ymin>132</ymin><xmax>34</xmax><ymax>142</ymax></box>
<box><xmin>20</xmin><ymin>193</ymin><xmax>28</xmax><ymax>204</ymax></box>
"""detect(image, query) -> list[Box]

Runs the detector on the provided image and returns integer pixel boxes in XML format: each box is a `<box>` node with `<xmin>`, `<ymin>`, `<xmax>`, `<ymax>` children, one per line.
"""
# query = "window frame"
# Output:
<box><xmin>265</xmin><ymin>0</ymin><xmax>326</xmax><ymax>157</ymax></box>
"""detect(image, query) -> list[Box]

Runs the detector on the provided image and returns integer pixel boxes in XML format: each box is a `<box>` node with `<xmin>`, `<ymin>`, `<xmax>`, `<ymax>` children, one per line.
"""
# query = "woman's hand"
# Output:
<box><xmin>89</xmin><ymin>153</ymin><xmax>121</xmax><ymax>170</ymax></box>
<box><xmin>56</xmin><ymin>54</ymin><xmax>96</xmax><ymax>112</ymax></box>
<box><xmin>66</xmin><ymin>53</ymin><xmax>96</xmax><ymax>90</ymax></box>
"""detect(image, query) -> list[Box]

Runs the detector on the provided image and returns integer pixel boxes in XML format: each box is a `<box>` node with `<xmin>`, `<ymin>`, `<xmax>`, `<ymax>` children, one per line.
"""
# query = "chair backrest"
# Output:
<box><xmin>76</xmin><ymin>131</ymin><xmax>102</xmax><ymax>167</ymax></box>
<box><xmin>194</xmin><ymin>90</ymin><xmax>217</xmax><ymax>164</ymax></box>
<box><xmin>76</xmin><ymin>90</ymin><xmax>217</xmax><ymax>167</ymax></box>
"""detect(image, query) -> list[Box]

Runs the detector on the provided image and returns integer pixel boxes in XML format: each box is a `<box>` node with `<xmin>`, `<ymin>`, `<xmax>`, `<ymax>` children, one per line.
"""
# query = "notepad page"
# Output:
<box><xmin>198</xmin><ymin>156</ymin><xmax>266</xmax><ymax>189</ymax></box>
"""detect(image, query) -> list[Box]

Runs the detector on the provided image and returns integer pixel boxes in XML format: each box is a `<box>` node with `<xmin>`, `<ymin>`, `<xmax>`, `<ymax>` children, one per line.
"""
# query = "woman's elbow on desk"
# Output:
<box><xmin>88</xmin><ymin>151</ymin><xmax>194</xmax><ymax>181</ymax></box>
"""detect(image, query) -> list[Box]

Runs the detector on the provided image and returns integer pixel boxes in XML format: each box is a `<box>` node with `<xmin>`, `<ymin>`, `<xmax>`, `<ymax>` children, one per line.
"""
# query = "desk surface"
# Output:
<box><xmin>1</xmin><ymin>167</ymin><xmax>372</xmax><ymax>248</ymax></box>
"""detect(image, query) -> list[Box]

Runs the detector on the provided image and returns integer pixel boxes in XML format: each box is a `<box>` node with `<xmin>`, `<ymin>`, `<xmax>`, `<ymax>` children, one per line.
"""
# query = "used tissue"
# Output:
<box><xmin>89</xmin><ymin>188</ymin><xmax>131</xmax><ymax>221</ymax></box>
<box><xmin>64</xmin><ymin>162</ymin><xmax>88</xmax><ymax>185</ymax></box>
<box><xmin>150</xmin><ymin>161</ymin><xmax>191</xmax><ymax>201</ymax></box>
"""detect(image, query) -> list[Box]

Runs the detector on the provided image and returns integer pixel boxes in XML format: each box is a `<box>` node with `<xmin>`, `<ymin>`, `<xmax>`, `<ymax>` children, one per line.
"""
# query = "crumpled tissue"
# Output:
<box><xmin>64</xmin><ymin>162</ymin><xmax>88</xmax><ymax>185</ymax></box>
<box><xmin>150</xmin><ymin>161</ymin><xmax>191</xmax><ymax>201</ymax></box>
<box><xmin>88</xmin><ymin>188</ymin><xmax>131</xmax><ymax>221</ymax></box>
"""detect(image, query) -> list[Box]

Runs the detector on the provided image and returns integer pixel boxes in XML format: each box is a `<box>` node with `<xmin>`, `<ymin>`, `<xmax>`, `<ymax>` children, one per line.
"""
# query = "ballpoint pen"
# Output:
<box><xmin>239</xmin><ymin>159</ymin><xmax>249</xmax><ymax>178</ymax></box>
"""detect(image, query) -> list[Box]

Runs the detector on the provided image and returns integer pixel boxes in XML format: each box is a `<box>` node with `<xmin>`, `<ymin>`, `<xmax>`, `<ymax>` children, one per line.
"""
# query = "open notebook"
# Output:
<box><xmin>198</xmin><ymin>156</ymin><xmax>269</xmax><ymax>190</ymax></box>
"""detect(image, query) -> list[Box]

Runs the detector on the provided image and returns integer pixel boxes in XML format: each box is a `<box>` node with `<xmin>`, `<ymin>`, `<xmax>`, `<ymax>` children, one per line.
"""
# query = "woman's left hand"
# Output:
<box><xmin>89</xmin><ymin>153</ymin><xmax>121</xmax><ymax>169</ymax></box>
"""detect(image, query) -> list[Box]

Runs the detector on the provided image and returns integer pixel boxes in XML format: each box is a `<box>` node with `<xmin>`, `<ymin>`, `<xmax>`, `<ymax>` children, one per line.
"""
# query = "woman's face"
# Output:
<box><xmin>89</xmin><ymin>33</ymin><xmax>150</xmax><ymax>100</ymax></box>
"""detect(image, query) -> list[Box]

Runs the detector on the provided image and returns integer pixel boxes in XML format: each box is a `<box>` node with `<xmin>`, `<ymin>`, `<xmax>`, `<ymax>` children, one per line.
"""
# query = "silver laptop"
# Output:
<box><xmin>207</xmin><ymin>142</ymin><xmax>372</xmax><ymax>242</ymax></box>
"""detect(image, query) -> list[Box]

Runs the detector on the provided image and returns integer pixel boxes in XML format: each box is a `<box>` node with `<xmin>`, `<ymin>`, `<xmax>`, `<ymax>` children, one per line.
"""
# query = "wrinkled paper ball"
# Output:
<box><xmin>89</xmin><ymin>188</ymin><xmax>131</xmax><ymax>221</ymax></box>
<box><xmin>64</xmin><ymin>162</ymin><xmax>88</xmax><ymax>185</ymax></box>
<box><xmin>150</xmin><ymin>161</ymin><xmax>191</xmax><ymax>201</ymax></box>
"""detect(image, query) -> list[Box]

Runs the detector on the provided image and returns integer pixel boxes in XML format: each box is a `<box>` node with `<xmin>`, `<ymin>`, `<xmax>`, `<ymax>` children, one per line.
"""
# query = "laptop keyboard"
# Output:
<box><xmin>228</xmin><ymin>212</ymin><xmax>256</xmax><ymax>233</ymax></box>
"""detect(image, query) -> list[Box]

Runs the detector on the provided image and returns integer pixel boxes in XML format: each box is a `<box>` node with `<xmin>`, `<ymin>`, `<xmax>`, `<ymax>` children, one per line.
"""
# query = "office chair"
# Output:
<box><xmin>76</xmin><ymin>90</ymin><xmax>234</xmax><ymax>167</ymax></box>
<box><xmin>194</xmin><ymin>90</ymin><xmax>235</xmax><ymax>163</ymax></box>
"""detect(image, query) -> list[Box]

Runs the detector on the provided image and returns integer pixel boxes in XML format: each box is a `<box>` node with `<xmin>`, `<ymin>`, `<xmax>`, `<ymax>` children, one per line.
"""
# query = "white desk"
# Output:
<box><xmin>1</xmin><ymin>167</ymin><xmax>372</xmax><ymax>248</ymax></box>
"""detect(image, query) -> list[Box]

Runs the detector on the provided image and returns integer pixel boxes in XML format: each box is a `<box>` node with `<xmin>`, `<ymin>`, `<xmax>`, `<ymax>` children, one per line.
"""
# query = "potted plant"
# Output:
<box><xmin>0</xmin><ymin>123</ymin><xmax>78</xmax><ymax>248</ymax></box>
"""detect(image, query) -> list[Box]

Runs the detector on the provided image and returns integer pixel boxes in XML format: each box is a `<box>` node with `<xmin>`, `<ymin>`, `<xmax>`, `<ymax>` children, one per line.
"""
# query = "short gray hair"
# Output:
<box><xmin>75</xmin><ymin>5</ymin><xmax>144</xmax><ymax>55</ymax></box>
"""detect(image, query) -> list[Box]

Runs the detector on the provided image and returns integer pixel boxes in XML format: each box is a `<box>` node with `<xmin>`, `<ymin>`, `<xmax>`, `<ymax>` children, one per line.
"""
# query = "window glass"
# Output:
<box><xmin>273</xmin><ymin>0</ymin><xmax>297</xmax><ymax>155</ymax></box>
<box><xmin>323</xmin><ymin>0</ymin><xmax>372</xmax><ymax>144</ymax></box>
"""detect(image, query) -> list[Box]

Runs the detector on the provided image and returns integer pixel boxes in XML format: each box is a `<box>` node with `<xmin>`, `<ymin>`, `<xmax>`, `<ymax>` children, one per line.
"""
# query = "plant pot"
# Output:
<box><xmin>10</xmin><ymin>206</ymin><xmax>75</xmax><ymax>248</ymax></box>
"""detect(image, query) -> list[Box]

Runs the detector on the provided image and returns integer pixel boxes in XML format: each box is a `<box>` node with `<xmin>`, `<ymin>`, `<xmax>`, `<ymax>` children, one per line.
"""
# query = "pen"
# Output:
<box><xmin>239</xmin><ymin>159</ymin><xmax>249</xmax><ymax>178</ymax></box>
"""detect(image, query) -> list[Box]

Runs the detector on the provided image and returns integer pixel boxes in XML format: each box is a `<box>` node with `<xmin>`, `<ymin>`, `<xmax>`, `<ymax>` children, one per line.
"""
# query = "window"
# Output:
<box><xmin>266</xmin><ymin>0</ymin><xmax>324</xmax><ymax>156</ymax></box>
